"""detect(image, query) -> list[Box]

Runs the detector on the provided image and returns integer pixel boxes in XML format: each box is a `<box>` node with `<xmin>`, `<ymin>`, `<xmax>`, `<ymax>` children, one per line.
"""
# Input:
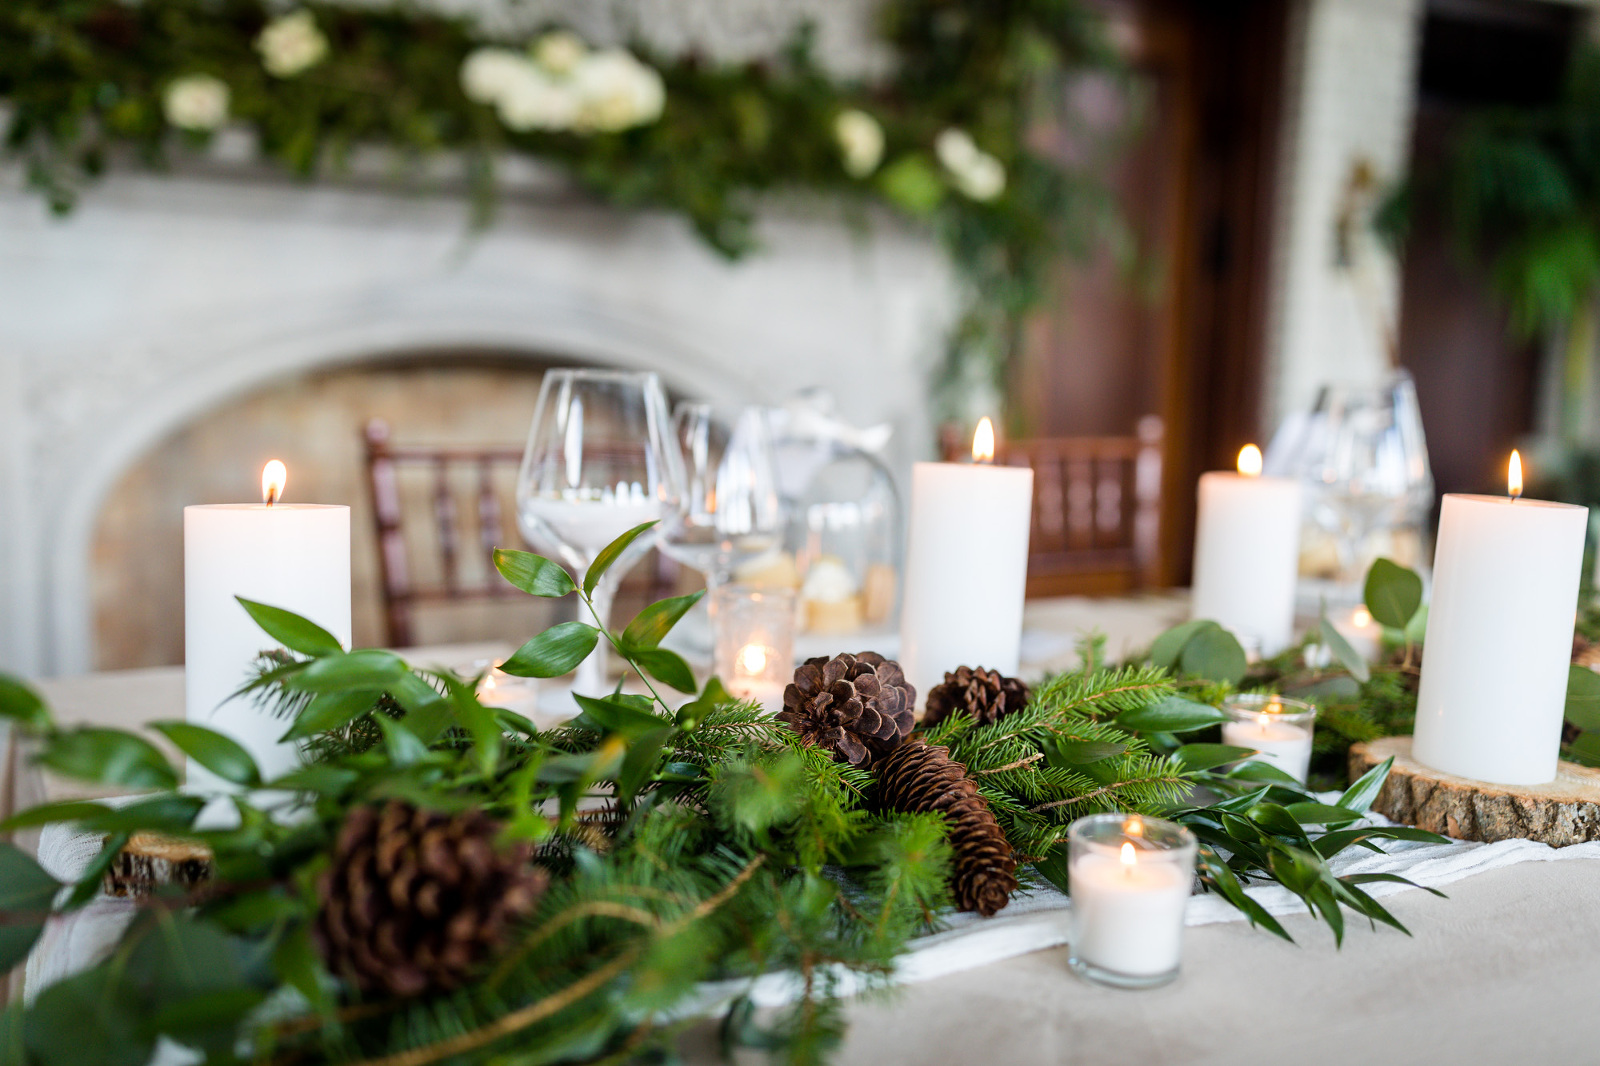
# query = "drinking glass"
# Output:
<box><xmin>1308</xmin><ymin>371</ymin><xmax>1433</xmax><ymax>597</ymax></box>
<box><xmin>516</xmin><ymin>369</ymin><xmax>683</xmax><ymax>696</ymax></box>
<box><xmin>659</xmin><ymin>403</ymin><xmax>783</xmax><ymax>587</ymax></box>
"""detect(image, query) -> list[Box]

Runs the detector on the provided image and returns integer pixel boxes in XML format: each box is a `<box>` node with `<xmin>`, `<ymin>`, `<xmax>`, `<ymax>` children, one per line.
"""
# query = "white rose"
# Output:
<box><xmin>935</xmin><ymin>127</ymin><xmax>1005</xmax><ymax>201</ymax></box>
<box><xmin>460</xmin><ymin>47</ymin><xmax>528</xmax><ymax>105</ymax></box>
<box><xmin>572</xmin><ymin>49</ymin><xmax>665</xmax><ymax>132</ymax></box>
<box><xmin>495</xmin><ymin>63</ymin><xmax>580</xmax><ymax>132</ymax></box>
<box><xmin>533</xmin><ymin>30</ymin><xmax>587</xmax><ymax>76</ymax></box>
<box><xmin>163</xmin><ymin>74</ymin><xmax>230</xmax><ymax>132</ymax></box>
<box><xmin>834</xmin><ymin>109</ymin><xmax>884</xmax><ymax>178</ymax></box>
<box><xmin>255</xmin><ymin>10</ymin><xmax>329</xmax><ymax>79</ymax></box>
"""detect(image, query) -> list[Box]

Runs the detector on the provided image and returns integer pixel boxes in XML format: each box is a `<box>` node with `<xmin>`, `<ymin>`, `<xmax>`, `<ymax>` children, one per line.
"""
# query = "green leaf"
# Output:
<box><xmin>286</xmin><ymin>649</ymin><xmax>406</xmax><ymax>692</ymax></box>
<box><xmin>573</xmin><ymin>693</ymin><xmax>671</xmax><ymax>738</ymax></box>
<box><xmin>620</xmin><ymin>591</ymin><xmax>705</xmax><ymax>652</ymax></box>
<box><xmin>1343</xmin><ymin>871</ymin><xmax>1447</xmax><ymax>898</ymax></box>
<box><xmin>23</xmin><ymin>965</ymin><xmax>151</xmax><ymax>1066</ymax></box>
<box><xmin>445</xmin><ymin>679</ymin><xmax>502</xmax><ymax>775</ymax></box>
<box><xmin>149</xmin><ymin>721</ymin><xmax>260</xmax><ymax>786</ymax></box>
<box><xmin>0</xmin><ymin>799</ymin><xmax>116</xmax><ymax>833</ymax></box>
<box><xmin>281</xmin><ymin>688</ymin><xmax>386</xmax><ymax>741</ymax></box>
<box><xmin>1249</xmin><ymin>803</ymin><xmax>1311</xmax><ymax>844</ymax></box>
<box><xmin>1179</xmin><ymin>624</ymin><xmax>1247</xmax><ymax>684</ymax></box>
<box><xmin>1042</xmin><ymin>737</ymin><xmax>1129</xmax><ymax>767</ymax></box>
<box><xmin>877</xmin><ymin>154</ymin><xmax>944</xmax><ymax>215</ymax></box>
<box><xmin>617</xmin><ymin>725</ymin><xmax>676</xmax><ymax>802</ymax></box>
<box><xmin>1267</xmin><ymin>845</ymin><xmax>1323</xmax><ymax>895</ymax></box>
<box><xmin>1405</xmin><ymin>603</ymin><xmax>1429</xmax><ymax>644</ymax></box>
<box><xmin>1173</xmin><ymin>743</ymin><xmax>1258</xmax><ymax>772</ymax></box>
<box><xmin>234</xmin><ymin>598</ymin><xmax>343</xmax><ymax>656</ymax></box>
<box><xmin>66</xmin><ymin>832</ymin><xmax>129</xmax><ymax>908</ymax></box>
<box><xmin>1363</xmin><ymin>557</ymin><xmax>1423</xmax><ymax>630</ymax></box>
<box><xmin>0</xmin><ymin>843</ymin><xmax>62</xmax><ymax>911</ymax></box>
<box><xmin>634</xmin><ymin>648</ymin><xmax>698</xmax><ymax>693</ymax></box>
<box><xmin>0</xmin><ymin>675</ymin><xmax>50</xmax><ymax>730</ymax></box>
<box><xmin>1318</xmin><ymin>610</ymin><xmax>1372</xmax><ymax>683</ymax></box>
<box><xmin>493</xmin><ymin>548</ymin><xmax>577</xmax><ymax>598</ymax></box>
<box><xmin>584</xmin><ymin>521</ymin><xmax>657</xmax><ymax>597</ymax></box>
<box><xmin>1115</xmin><ymin>696</ymin><xmax>1226</xmax><ymax>733</ymax></box>
<box><xmin>1149</xmin><ymin>619</ymin><xmax>1210</xmax><ymax>671</ymax></box>
<box><xmin>1566</xmin><ymin>664</ymin><xmax>1600</xmax><ymax>732</ymax></box>
<box><xmin>272</xmin><ymin>923</ymin><xmax>331</xmax><ymax>1011</ymax></box>
<box><xmin>1031</xmin><ymin>843</ymin><xmax>1073</xmax><ymax>895</ymax></box>
<box><xmin>500</xmin><ymin>622</ymin><xmax>600</xmax><ymax>679</ymax></box>
<box><xmin>265</xmin><ymin>765</ymin><xmax>359</xmax><ymax>796</ymax></box>
<box><xmin>1283</xmin><ymin>802</ymin><xmax>1363</xmax><ymax>826</ymax></box>
<box><xmin>36</xmin><ymin>729</ymin><xmax>177</xmax><ymax>791</ymax></box>
<box><xmin>1569</xmin><ymin>731</ymin><xmax>1600</xmax><ymax>767</ymax></box>
<box><xmin>0</xmin><ymin>924</ymin><xmax>44</xmax><ymax>972</ymax></box>
<box><xmin>79</xmin><ymin>795</ymin><xmax>206</xmax><ymax>835</ymax></box>
<box><xmin>1339</xmin><ymin>755</ymin><xmax>1394</xmax><ymax>814</ymax></box>
<box><xmin>375</xmin><ymin>714</ymin><xmax>429</xmax><ymax>766</ymax></box>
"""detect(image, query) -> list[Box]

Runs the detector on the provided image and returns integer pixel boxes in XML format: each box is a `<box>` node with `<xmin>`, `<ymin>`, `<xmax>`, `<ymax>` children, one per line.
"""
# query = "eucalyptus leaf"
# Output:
<box><xmin>1149</xmin><ymin>619</ymin><xmax>1210</xmax><ymax>671</ymax></box>
<box><xmin>37</xmin><ymin>728</ymin><xmax>177</xmax><ymax>791</ymax></box>
<box><xmin>620</xmin><ymin>591</ymin><xmax>705</xmax><ymax>652</ymax></box>
<box><xmin>1115</xmin><ymin>696</ymin><xmax>1225</xmax><ymax>733</ymax></box>
<box><xmin>500</xmin><ymin>622</ymin><xmax>599</xmax><ymax>679</ymax></box>
<box><xmin>1565</xmin><ymin>664</ymin><xmax>1600</xmax><ymax>732</ymax></box>
<box><xmin>1317</xmin><ymin>610</ymin><xmax>1371</xmax><ymax>683</ymax></box>
<box><xmin>1404</xmin><ymin>603</ymin><xmax>1430</xmax><ymax>644</ymax></box>
<box><xmin>584</xmin><ymin>521</ymin><xmax>657</xmax><ymax>597</ymax></box>
<box><xmin>1363</xmin><ymin>557</ymin><xmax>1423</xmax><ymax>630</ymax></box>
<box><xmin>493</xmin><ymin>548</ymin><xmax>577</xmax><ymax>598</ymax></box>
<box><xmin>0</xmin><ymin>675</ymin><xmax>50</xmax><ymax>730</ymax></box>
<box><xmin>150</xmin><ymin>721</ymin><xmax>260</xmax><ymax>786</ymax></box>
<box><xmin>234</xmin><ymin>598</ymin><xmax>343</xmax><ymax>657</ymax></box>
<box><xmin>1179</xmin><ymin>624</ymin><xmax>1247</xmax><ymax>685</ymax></box>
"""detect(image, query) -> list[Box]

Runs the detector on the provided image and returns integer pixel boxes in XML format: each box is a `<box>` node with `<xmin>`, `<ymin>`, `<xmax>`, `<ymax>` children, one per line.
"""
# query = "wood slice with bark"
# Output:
<box><xmin>1350</xmin><ymin>735</ymin><xmax>1600</xmax><ymax>847</ymax></box>
<box><xmin>103</xmin><ymin>833</ymin><xmax>214</xmax><ymax>898</ymax></box>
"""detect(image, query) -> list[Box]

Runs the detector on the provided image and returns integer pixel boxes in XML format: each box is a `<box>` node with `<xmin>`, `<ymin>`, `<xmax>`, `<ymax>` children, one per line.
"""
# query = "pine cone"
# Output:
<box><xmin>316</xmin><ymin>801</ymin><xmax>548</xmax><ymax>998</ymax></box>
<box><xmin>875</xmin><ymin>737</ymin><xmax>1019</xmax><ymax>916</ymax></box>
<box><xmin>777</xmin><ymin>652</ymin><xmax>915</xmax><ymax>766</ymax></box>
<box><xmin>921</xmin><ymin>666</ymin><xmax>1030</xmax><ymax>729</ymax></box>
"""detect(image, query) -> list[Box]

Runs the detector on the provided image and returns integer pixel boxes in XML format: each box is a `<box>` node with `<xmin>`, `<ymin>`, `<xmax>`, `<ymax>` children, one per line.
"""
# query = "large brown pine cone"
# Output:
<box><xmin>316</xmin><ymin>801</ymin><xmax>548</xmax><ymax>998</ymax></box>
<box><xmin>777</xmin><ymin>652</ymin><xmax>915</xmax><ymax>766</ymax></box>
<box><xmin>921</xmin><ymin>666</ymin><xmax>1030</xmax><ymax>729</ymax></box>
<box><xmin>875</xmin><ymin>737</ymin><xmax>1019</xmax><ymax>916</ymax></box>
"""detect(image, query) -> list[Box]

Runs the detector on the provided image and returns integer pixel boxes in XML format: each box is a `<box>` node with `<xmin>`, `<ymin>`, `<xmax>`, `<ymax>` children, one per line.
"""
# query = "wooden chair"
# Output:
<box><xmin>941</xmin><ymin>417</ymin><xmax>1163</xmax><ymax>597</ymax></box>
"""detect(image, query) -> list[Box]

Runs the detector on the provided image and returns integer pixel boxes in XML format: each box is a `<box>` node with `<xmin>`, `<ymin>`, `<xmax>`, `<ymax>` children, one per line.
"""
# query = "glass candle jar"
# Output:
<box><xmin>710</xmin><ymin>584</ymin><xmax>796</xmax><ymax>713</ymax></box>
<box><xmin>1220</xmin><ymin>693</ymin><xmax>1317</xmax><ymax>783</ymax></box>
<box><xmin>1067</xmin><ymin>813</ymin><xmax>1197</xmax><ymax>989</ymax></box>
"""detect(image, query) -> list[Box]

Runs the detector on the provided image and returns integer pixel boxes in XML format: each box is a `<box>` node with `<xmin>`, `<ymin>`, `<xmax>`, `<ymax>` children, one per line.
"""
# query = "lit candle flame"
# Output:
<box><xmin>1120</xmin><ymin>841</ymin><xmax>1136</xmax><ymax>871</ymax></box>
<box><xmin>1237</xmin><ymin>444</ymin><xmax>1263</xmax><ymax>478</ymax></box>
<box><xmin>972</xmin><ymin>417</ymin><xmax>996</xmax><ymax>465</ymax></box>
<box><xmin>737</xmin><ymin>644</ymin><xmax>768</xmax><ymax>676</ymax></box>
<box><xmin>261</xmin><ymin>460</ymin><xmax>287</xmax><ymax>506</ymax></box>
<box><xmin>1509</xmin><ymin>449</ymin><xmax>1523</xmax><ymax>501</ymax></box>
<box><xmin>1352</xmin><ymin>606</ymin><xmax>1372</xmax><ymax>628</ymax></box>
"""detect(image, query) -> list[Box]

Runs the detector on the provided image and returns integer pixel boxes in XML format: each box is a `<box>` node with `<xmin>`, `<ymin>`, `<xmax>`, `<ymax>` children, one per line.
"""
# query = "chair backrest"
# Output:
<box><xmin>940</xmin><ymin>416</ymin><xmax>1163</xmax><ymax>597</ymax></box>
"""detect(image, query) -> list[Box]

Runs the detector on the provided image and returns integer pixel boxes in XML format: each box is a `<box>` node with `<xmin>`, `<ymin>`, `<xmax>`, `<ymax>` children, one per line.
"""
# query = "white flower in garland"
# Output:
<box><xmin>533</xmin><ymin>30</ymin><xmax>587</xmax><ymax>76</ymax></box>
<box><xmin>256</xmin><ymin>10</ymin><xmax>329</xmax><ymax>79</ymax></box>
<box><xmin>834</xmin><ymin>109</ymin><xmax>884</xmax><ymax>178</ymax></box>
<box><xmin>163</xmin><ymin>74</ymin><xmax>230</xmax><ymax>132</ymax></box>
<box><xmin>460</xmin><ymin>47</ymin><xmax>527</xmax><ymax>105</ymax></box>
<box><xmin>571</xmin><ymin>49</ymin><xmax>665</xmax><ymax>133</ymax></box>
<box><xmin>935</xmin><ymin>127</ymin><xmax>1006</xmax><ymax>202</ymax></box>
<box><xmin>496</xmin><ymin>63</ymin><xmax>581</xmax><ymax>132</ymax></box>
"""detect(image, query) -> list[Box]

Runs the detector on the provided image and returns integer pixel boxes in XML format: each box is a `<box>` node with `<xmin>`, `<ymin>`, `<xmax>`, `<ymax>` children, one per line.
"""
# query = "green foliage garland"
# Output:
<box><xmin>0</xmin><ymin>0</ymin><xmax>1122</xmax><ymax>420</ymax></box>
<box><xmin>0</xmin><ymin>526</ymin><xmax>1446</xmax><ymax>1066</ymax></box>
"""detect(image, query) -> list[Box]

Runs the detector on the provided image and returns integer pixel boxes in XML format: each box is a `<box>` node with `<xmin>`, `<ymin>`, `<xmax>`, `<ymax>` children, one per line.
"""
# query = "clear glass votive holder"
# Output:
<box><xmin>709</xmin><ymin>584</ymin><xmax>796</xmax><ymax>713</ymax></box>
<box><xmin>1220</xmin><ymin>693</ymin><xmax>1317</xmax><ymax>783</ymax></box>
<box><xmin>1067</xmin><ymin>813</ymin><xmax>1197</xmax><ymax>990</ymax></box>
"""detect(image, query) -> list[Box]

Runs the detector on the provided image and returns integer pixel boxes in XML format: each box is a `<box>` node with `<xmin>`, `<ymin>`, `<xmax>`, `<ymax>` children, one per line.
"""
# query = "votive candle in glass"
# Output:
<box><xmin>1221</xmin><ymin>694</ymin><xmax>1317</xmax><ymax>783</ymax></box>
<box><xmin>711</xmin><ymin>584</ymin><xmax>796</xmax><ymax>713</ymax></box>
<box><xmin>1068</xmin><ymin>813</ymin><xmax>1196</xmax><ymax>989</ymax></box>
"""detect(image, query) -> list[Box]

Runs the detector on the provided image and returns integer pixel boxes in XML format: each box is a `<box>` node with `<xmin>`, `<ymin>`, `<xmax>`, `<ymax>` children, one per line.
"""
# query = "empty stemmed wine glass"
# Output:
<box><xmin>516</xmin><ymin>369</ymin><xmax>683</xmax><ymax>697</ymax></box>
<box><xmin>659</xmin><ymin>403</ymin><xmax>783</xmax><ymax>588</ymax></box>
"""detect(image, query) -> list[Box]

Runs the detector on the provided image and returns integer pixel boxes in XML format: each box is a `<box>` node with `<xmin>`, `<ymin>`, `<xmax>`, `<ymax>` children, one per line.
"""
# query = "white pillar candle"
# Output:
<box><xmin>900</xmin><ymin>419</ymin><xmax>1033</xmax><ymax>705</ymax></box>
<box><xmin>185</xmin><ymin>462</ymin><xmax>350</xmax><ymax>788</ymax></box>
<box><xmin>1414</xmin><ymin>454</ymin><xmax>1587</xmax><ymax>785</ymax></box>
<box><xmin>1068</xmin><ymin>814</ymin><xmax>1196</xmax><ymax>988</ymax></box>
<box><xmin>1220</xmin><ymin>694</ymin><xmax>1317</xmax><ymax>783</ymax></box>
<box><xmin>1190</xmin><ymin>445</ymin><xmax>1302</xmax><ymax>656</ymax></box>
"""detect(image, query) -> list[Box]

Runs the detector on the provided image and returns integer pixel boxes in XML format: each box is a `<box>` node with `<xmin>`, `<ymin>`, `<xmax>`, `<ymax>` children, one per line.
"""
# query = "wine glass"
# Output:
<box><xmin>659</xmin><ymin>403</ymin><xmax>783</xmax><ymax>587</ymax></box>
<box><xmin>1309</xmin><ymin>371</ymin><xmax>1434</xmax><ymax>598</ymax></box>
<box><xmin>516</xmin><ymin>369</ymin><xmax>683</xmax><ymax>696</ymax></box>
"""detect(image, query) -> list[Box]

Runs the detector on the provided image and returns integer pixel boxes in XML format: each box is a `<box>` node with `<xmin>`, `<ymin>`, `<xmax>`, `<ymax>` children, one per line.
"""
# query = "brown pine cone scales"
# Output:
<box><xmin>316</xmin><ymin>801</ymin><xmax>548</xmax><ymax>998</ymax></box>
<box><xmin>777</xmin><ymin>652</ymin><xmax>915</xmax><ymax>766</ymax></box>
<box><xmin>921</xmin><ymin>666</ymin><xmax>1030</xmax><ymax>728</ymax></box>
<box><xmin>875</xmin><ymin>737</ymin><xmax>1019</xmax><ymax>916</ymax></box>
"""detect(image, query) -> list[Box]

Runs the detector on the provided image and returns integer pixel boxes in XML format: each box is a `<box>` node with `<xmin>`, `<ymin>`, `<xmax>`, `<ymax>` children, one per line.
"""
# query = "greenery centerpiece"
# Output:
<box><xmin>0</xmin><ymin>525</ymin><xmax>1451</xmax><ymax>1066</ymax></box>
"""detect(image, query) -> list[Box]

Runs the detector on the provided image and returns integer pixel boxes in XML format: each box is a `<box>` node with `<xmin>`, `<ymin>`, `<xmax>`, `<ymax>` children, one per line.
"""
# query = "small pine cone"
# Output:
<box><xmin>875</xmin><ymin>737</ymin><xmax>1019</xmax><ymax>916</ymax></box>
<box><xmin>921</xmin><ymin>666</ymin><xmax>1030</xmax><ymax>729</ymax></box>
<box><xmin>777</xmin><ymin>652</ymin><xmax>916</xmax><ymax>766</ymax></box>
<box><xmin>316</xmin><ymin>801</ymin><xmax>548</xmax><ymax>998</ymax></box>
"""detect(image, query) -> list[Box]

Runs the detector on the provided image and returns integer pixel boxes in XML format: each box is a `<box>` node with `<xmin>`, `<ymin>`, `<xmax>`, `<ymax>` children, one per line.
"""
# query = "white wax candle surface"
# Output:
<box><xmin>1070</xmin><ymin>849</ymin><xmax>1191</xmax><ymax>978</ymax></box>
<box><xmin>1190</xmin><ymin>462</ymin><xmax>1302</xmax><ymax>655</ymax></box>
<box><xmin>1414</xmin><ymin>492</ymin><xmax>1588</xmax><ymax>785</ymax></box>
<box><xmin>1221</xmin><ymin>716</ymin><xmax>1313</xmax><ymax>783</ymax></box>
<box><xmin>185</xmin><ymin>502</ymin><xmax>350</xmax><ymax>786</ymax></box>
<box><xmin>1330</xmin><ymin>605</ymin><xmax>1381</xmax><ymax>663</ymax></box>
<box><xmin>901</xmin><ymin>459</ymin><xmax>1033</xmax><ymax>704</ymax></box>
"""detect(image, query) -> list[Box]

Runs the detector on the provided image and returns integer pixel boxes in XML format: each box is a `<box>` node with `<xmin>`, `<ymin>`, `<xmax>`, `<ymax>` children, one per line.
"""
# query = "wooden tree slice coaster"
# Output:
<box><xmin>1349</xmin><ymin>735</ymin><xmax>1600</xmax><ymax>847</ymax></box>
<box><xmin>103</xmin><ymin>832</ymin><xmax>214</xmax><ymax>898</ymax></box>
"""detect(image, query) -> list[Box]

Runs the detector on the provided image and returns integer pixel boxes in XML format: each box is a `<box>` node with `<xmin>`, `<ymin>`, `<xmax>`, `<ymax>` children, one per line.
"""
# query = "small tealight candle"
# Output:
<box><xmin>1221</xmin><ymin>694</ymin><xmax>1317</xmax><ymax>782</ymax></box>
<box><xmin>711</xmin><ymin>584</ymin><xmax>796</xmax><ymax>713</ymax></box>
<box><xmin>1330</xmin><ymin>604</ymin><xmax>1381</xmax><ymax>664</ymax></box>
<box><xmin>1068</xmin><ymin>813</ymin><xmax>1196</xmax><ymax>989</ymax></box>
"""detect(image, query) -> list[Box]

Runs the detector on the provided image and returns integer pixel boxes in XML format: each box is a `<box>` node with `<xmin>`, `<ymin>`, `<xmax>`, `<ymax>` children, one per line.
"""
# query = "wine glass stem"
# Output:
<box><xmin>576</xmin><ymin>577</ymin><xmax>617</xmax><ymax>697</ymax></box>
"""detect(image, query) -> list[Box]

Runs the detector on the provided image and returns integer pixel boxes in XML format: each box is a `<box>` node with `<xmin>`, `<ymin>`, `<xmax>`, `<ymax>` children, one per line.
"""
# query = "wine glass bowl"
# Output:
<box><xmin>659</xmin><ymin>403</ymin><xmax>783</xmax><ymax>586</ymax></box>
